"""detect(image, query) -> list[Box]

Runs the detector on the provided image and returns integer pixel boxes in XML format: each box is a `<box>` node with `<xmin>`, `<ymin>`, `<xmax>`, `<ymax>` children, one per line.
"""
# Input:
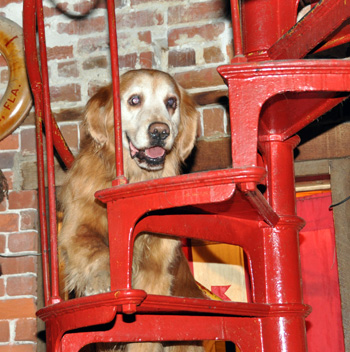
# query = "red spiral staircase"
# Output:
<box><xmin>22</xmin><ymin>0</ymin><xmax>350</xmax><ymax>350</ymax></box>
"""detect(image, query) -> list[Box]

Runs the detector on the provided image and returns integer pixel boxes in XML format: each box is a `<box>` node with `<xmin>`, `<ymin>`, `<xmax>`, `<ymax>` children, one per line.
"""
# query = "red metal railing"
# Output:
<box><xmin>106</xmin><ymin>0</ymin><xmax>127</xmax><ymax>186</ymax></box>
<box><xmin>23</xmin><ymin>0</ymin><xmax>126</xmax><ymax>305</ymax></box>
<box><xmin>23</xmin><ymin>0</ymin><xmax>54</xmax><ymax>306</ymax></box>
<box><xmin>22</xmin><ymin>0</ymin><xmax>350</xmax><ymax>351</ymax></box>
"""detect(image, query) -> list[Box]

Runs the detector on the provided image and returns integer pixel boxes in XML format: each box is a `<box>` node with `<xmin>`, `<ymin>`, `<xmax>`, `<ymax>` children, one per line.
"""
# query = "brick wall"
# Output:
<box><xmin>0</xmin><ymin>0</ymin><xmax>233</xmax><ymax>350</ymax></box>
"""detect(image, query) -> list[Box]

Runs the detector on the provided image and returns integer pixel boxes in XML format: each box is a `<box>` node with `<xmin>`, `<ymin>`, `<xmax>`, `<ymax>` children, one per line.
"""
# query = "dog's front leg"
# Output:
<box><xmin>164</xmin><ymin>343</ymin><xmax>204</xmax><ymax>352</ymax></box>
<box><xmin>124</xmin><ymin>342</ymin><xmax>164</xmax><ymax>352</ymax></box>
<box><xmin>61</xmin><ymin>223</ymin><xmax>111</xmax><ymax>297</ymax></box>
<box><xmin>132</xmin><ymin>236</ymin><xmax>180</xmax><ymax>295</ymax></box>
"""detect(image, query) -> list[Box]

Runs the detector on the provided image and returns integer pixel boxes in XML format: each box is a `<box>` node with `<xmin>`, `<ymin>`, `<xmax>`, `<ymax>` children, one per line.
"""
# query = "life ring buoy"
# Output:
<box><xmin>0</xmin><ymin>16</ymin><xmax>32</xmax><ymax>141</ymax></box>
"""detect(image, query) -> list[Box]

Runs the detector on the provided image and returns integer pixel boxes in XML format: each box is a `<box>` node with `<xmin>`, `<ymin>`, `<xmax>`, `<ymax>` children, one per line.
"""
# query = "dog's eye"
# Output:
<box><xmin>166</xmin><ymin>97</ymin><xmax>177</xmax><ymax>110</ymax></box>
<box><xmin>128</xmin><ymin>95</ymin><xmax>141</xmax><ymax>106</ymax></box>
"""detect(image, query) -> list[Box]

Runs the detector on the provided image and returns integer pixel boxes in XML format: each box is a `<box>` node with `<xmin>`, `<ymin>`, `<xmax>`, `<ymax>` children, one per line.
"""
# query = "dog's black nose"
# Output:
<box><xmin>148</xmin><ymin>122</ymin><xmax>170</xmax><ymax>141</ymax></box>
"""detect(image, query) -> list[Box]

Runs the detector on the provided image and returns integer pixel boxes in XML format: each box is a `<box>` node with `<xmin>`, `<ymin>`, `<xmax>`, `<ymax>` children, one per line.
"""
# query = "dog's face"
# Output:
<box><xmin>84</xmin><ymin>69</ymin><xmax>198</xmax><ymax>177</ymax></box>
<box><xmin>120</xmin><ymin>70</ymin><xmax>182</xmax><ymax>171</ymax></box>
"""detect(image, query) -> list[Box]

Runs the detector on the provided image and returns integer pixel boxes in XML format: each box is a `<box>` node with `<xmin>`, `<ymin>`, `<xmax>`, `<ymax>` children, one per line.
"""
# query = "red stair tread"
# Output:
<box><xmin>95</xmin><ymin>168</ymin><xmax>265</xmax><ymax>203</ymax></box>
<box><xmin>37</xmin><ymin>289</ymin><xmax>310</xmax><ymax>323</ymax></box>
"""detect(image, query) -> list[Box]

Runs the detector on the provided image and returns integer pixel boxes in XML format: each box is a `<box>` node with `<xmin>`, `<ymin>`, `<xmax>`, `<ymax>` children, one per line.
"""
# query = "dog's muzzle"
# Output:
<box><xmin>128</xmin><ymin>139</ymin><xmax>167</xmax><ymax>167</ymax></box>
<box><xmin>128</xmin><ymin>123</ymin><xmax>170</xmax><ymax>168</ymax></box>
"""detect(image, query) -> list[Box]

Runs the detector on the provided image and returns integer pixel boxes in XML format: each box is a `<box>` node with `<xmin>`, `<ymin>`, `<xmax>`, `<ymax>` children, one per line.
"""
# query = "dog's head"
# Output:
<box><xmin>84</xmin><ymin>69</ymin><xmax>199</xmax><ymax>177</ymax></box>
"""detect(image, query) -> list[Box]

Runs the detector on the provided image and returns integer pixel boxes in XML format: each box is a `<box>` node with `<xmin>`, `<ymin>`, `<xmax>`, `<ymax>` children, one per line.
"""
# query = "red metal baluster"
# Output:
<box><xmin>230</xmin><ymin>0</ymin><xmax>246</xmax><ymax>62</ymax></box>
<box><xmin>106</xmin><ymin>0</ymin><xmax>128</xmax><ymax>186</ymax></box>
<box><xmin>23</xmin><ymin>0</ymin><xmax>52</xmax><ymax>307</ymax></box>
<box><xmin>35</xmin><ymin>0</ymin><xmax>61</xmax><ymax>304</ymax></box>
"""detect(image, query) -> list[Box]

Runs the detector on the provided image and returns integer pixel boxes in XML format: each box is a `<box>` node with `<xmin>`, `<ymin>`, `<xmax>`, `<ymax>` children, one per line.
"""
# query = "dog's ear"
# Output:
<box><xmin>84</xmin><ymin>85</ymin><xmax>113</xmax><ymax>147</ymax></box>
<box><xmin>176</xmin><ymin>87</ymin><xmax>199</xmax><ymax>162</ymax></box>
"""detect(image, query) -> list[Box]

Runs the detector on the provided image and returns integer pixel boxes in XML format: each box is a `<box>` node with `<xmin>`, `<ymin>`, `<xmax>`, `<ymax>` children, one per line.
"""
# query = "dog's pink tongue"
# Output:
<box><xmin>129</xmin><ymin>141</ymin><xmax>139</xmax><ymax>157</ymax></box>
<box><xmin>145</xmin><ymin>146</ymin><xmax>165</xmax><ymax>158</ymax></box>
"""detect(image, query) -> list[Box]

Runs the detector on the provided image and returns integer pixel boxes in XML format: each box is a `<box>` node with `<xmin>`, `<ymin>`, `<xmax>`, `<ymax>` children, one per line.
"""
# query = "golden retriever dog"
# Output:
<box><xmin>59</xmin><ymin>69</ymin><xmax>204</xmax><ymax>351</ymax></box>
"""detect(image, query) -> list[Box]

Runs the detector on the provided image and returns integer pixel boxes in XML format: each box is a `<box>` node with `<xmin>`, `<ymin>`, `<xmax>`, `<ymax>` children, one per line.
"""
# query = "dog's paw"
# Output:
<box><xmin>84</xmin><ymin>269</ymin><xmax>111</xmax><ymax>296</ymax></box>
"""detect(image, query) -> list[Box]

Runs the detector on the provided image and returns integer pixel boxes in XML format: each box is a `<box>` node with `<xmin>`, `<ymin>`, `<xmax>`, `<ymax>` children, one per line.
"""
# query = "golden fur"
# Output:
<box><xmin>58</xmin><ymin>69</ymin><xmax>204</xmax><ymax>351</ymax></box>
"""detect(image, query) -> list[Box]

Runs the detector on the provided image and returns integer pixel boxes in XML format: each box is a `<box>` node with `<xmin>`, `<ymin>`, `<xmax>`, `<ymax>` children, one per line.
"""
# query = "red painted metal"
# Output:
<box><xmin>23</xmin><ymin>0</ymin><xmax>350</xmax><ymax>350</ymax></box>
<box><xmin>268</xmin><ymin>0</ymin><xmax>350</xmax><ymax>60</ymax></box>
<box><xmin>315</xmin><ymin>22</ymin><xmax>350</xmax><ymax>54</ymax></box>
<box><xmin>230</xmin><ymin>0</ymin><xmax>245</xmax><ymax>60</ymax></box>
<box><xmin>35</xmin><ymin>0</ymin><xmax>61</xmax><ymax>305</ymax></box>
<box><xmin>23</xmin><ymin>0</ymin><xmax>74</xmax><ymax>305</ymax></box>
<box><xmin>22</xmin><ymin>0</ymin><xmax>52</xmax><ymax>307</ymax></box>
<box><xmin>106</xmin><ymin>0</ymin><xmax>127</xmax><ymax>186</ymax></box>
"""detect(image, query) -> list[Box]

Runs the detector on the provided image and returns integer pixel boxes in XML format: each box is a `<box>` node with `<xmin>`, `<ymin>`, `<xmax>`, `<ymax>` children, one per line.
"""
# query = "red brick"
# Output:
<box><xmin>0</xmin><ymin>298</ymin><xmax>36</xmax><ymax>319</ymax></box>
<box><xmin>202</xmin><ymin>107</ymin><xmax>226</xmax><ymax>137</ymax></box>
<box><xmin>0</xmin><ymin>233</ymin><xmax>5</xmax><ymax>252</ymax></box>
<box><xmin>138</xmin><ymin>31</ymin><xmax>152</xmax><ymax>44</ymax></box>
<box><xmin>131</xmin><ymin>0</ymin><xmax>184</xmax><ymax>4</ymax></box>
<box><xmin>82</xmin><ymin>55</ymin><xmax>108</xmax><ymax>70</ymax></box>
<box><xmin>0</xmin><ymin>213</ymin><xmax>19</xmax><ymax>232</ymax></box>
<box><xmin>20</xmin><ymin>128</ymin><xmax>36</xmax><ymax>155</ymax></box>
<box><xmin>0</xmin><ymin>344</ymin><xmax>36</xmax><ymax>352</ymax></box>
<box><xmin>8</xmin><ymin>191</ymin><xmax>38</xmax><ymax>210</ymax></box>
<box><xmin>15</xmin><ymin>318</ymin><xmax>37</xmax><ymax>342</ymax></box>
<box><xmin>0</xmin><ymin>0</ymin><xmax>21</xmax><ymax>6</ymax></box>
<box><xmin>119</xmin><ymin>53</ymin><xmax>137</xmax><ymax>69</ymax></box>
<box><xmin>50</xmin><ymin>84</ymin><xmax>82</xmax><ymax>103</ymax></box>
<box><xmin>43</xmin><ymin>4</ymin><xmax>64</xmax><ymax>17</ymax></box>
<box><xmin>68</xmin><ymin>0</ymin><xmax>109</xmax><ymax>14</ymax></box>
<box><xmin>58</xmin><ymin>16</ymin><xmax>106</xmax><ymax>35</ymax></box>
<box><xmin>6</xmin><ymin>275</ymin><xmax>37</xmax><ymax>297</ymax></box>
<box><xmin>0</xmin><ymin>134</ymin><xmax>19</xmax><ymax>151</ymax></box>
<box><xmin>0</xmin><ymin>152</ymin><xmax>16</xmax><ymax>169</ymax></box>
<box><xmin>8</xmin><ymin>232</ymin><xmax>38</xmax><ymax>253</ymax></box>
<box><xmin>168</xmin><ymin>22</ymin><xmax>225</xmax><ymax>46</ymax></box>
<box><xmin>20</xmin><ymin>210</ymin><xmax>38</xmax><ymax>231</ymax></box>
<box><xmin>77</xmin><ymin>36</ymin><xmax>109</xmax><ymax>54</ymax></box>
<box><xmin>168</xmin><ymin>1</ymin><xmax>226</xmax><ymax>25</ymax></box>
<box><xmin>57</xmin><ymin>60</ymin><xmax>79</xmax><ymax>78</ymax></box>
<box><xmin>0</xmin><ymin>256</ymin><xmax>36</xmax><ymax>275</ymax></box>
<box><xmin>140</xmin><ymin>51</ymin><xmax>154</xmax><ymax>69</ymax></box>
<box><xmin>0</xmin><ymin>320</ymin><xmax>9</xmax><ymax>342</ymax></box>
<box><xmin>0</xmin><ymin>277</ymin><xmax>5</xmax><ymax>296</ymax></box>
<box><xmin>174</xmin><ymin>67</ymin><xmax>224</xmax><ymax>89</ymax></box>
<box><xmin>88</xmin><ymin>82</ymin><xmax>105</xmax><ymax>98</ymax></box>
<box><xmin>73</xmin><ymin>0</ymin><xmax>106</xmax><ymax>15</ymax></box>
<box><xmin>203</xmin><ymin>46</ymin><xmax>225</xmax><ymax>63</ymax></box>
<box><xmin>47</xmin><ymin>46</ymin><xmax>74</xmax><ymax>60</ymax></box>
<box><xmin>116</xmin><ymin>10</ymin><xmax>163</xmax><ymax>28</ymax></box>
<box><xmin>58</xmin><ymin>124</ymin><xmax>79</xmax><ymax>151</ymax></box>
<box><xmin>169</xmin><ymin>49</ymin><xmax>196</xmax><ymax>68</ymax></box>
